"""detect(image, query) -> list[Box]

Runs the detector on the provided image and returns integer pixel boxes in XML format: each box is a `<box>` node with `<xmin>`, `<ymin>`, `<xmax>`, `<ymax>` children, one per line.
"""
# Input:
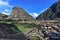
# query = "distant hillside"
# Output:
<box><xmin>9</xmin><ymin>7</ymin><xmax>36</xmax><ymax>21</ymax></box>
<box><xmin>36</xmin><ymin>0</ymin><xmax>60</xmax><ymax>20</ymax></box>
<box><xmin>0</xmin><ymin>13</ymin><xmax>8</xmax><ymax>20</ymax></box>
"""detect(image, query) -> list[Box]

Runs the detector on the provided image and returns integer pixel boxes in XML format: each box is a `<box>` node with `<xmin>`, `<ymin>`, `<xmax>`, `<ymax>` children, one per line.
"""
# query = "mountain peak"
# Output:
<box><xmin>9</xmin><ymin>7</ymin><xmax>36</xmax><ymax>21</ymax></box>
<box><xmin>36</xmin><ymin>0</ymin><xmax>60</xmax><ymax>20</ymax></box>
<box><xmin>13</xmin><ymin>7</ymin><xmax>23</xmax><ymax>10</ymax></box>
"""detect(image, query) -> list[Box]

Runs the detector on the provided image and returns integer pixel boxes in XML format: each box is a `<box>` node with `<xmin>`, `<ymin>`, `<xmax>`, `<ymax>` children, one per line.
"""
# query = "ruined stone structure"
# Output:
<box><xmin>17</xmin><ymin>20</ymin><xmax>57</xmax><ymax>25</ymax></box>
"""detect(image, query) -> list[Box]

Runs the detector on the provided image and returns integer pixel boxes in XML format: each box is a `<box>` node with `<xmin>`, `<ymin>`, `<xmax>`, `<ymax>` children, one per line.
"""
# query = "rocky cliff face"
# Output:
<box><xmin>36</xmin><ymin>0</ymin><xmax>60</xmax><ymax>20</ymax></box>
<box><xmin>9</xmin><ymin>7</ymin><xmax>35</xmax><ymax>21</ymax></box>
<box><xmin>0</xmin><ymin>23</ymin><xmax>27</xmax><ymax>40</ymax></box>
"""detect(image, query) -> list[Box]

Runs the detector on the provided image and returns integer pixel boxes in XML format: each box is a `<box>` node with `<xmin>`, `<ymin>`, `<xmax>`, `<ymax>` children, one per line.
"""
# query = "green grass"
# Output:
<box><xmin>15</xmin><ymin>23</ymin><xmax>37</xmax><ymax>33</ymax></box>
<box><xmin>0</xmin><ymin>20</ymin><xmax>37</xmax><ymax>33</ymax></box>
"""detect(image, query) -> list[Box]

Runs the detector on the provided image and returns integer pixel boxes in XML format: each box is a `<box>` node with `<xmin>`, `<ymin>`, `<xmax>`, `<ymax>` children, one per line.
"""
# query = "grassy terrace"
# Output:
<box><xmin>0</xmin><ymin>20</ymin><xmax>37</xmax><ymax>33</ymax></box>
<box><xmin>15</xmin><ymin>23</ymin><xmax>37</xmax><ymax>33</ymax></box>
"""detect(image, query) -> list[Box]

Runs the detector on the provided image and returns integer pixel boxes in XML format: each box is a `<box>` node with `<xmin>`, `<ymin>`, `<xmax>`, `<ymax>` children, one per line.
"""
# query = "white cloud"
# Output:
<box><xmin>2</xmin><ymin>12</ymin><xmax>7</xmax><ymax>14</ymax></box>
<box><xmin>0</xmin><ymin>1</ymin><xmax>8</xmax><ymax>5</ymax></box>
<box><xmin>30</xmin><ymin>13</ymin><xmax>39</xmax><ymax>18</ymax></box>
<box><xmin>0</xmin><ymin>0</ymin><xmax>12</xmax><ymax>15</ymax></box>
<box><xmin>2</xmin><ymin>12</ymin><xmax>9</xmax><ymax>15</ymax></box>
<box><xmin>33</xmin><ymin>13</ymin><xmax>38</xmax><ymax>17</ymax></box>
<box><xmin>5</xmin><ymin>9</ymin><xmax>9</xmax><ymax>12</ymax></box>
<box><xmin>0</xmin><ymin>0</ymin><xmax>12</xmax><ymax>7</ymax></box>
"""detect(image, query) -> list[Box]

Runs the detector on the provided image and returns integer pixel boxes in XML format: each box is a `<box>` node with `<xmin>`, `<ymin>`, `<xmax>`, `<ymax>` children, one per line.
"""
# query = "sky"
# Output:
<box><xmin>0</xmin><ymin>0</ymin><xmax>57</xmax><ymax>18</ymax></box>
